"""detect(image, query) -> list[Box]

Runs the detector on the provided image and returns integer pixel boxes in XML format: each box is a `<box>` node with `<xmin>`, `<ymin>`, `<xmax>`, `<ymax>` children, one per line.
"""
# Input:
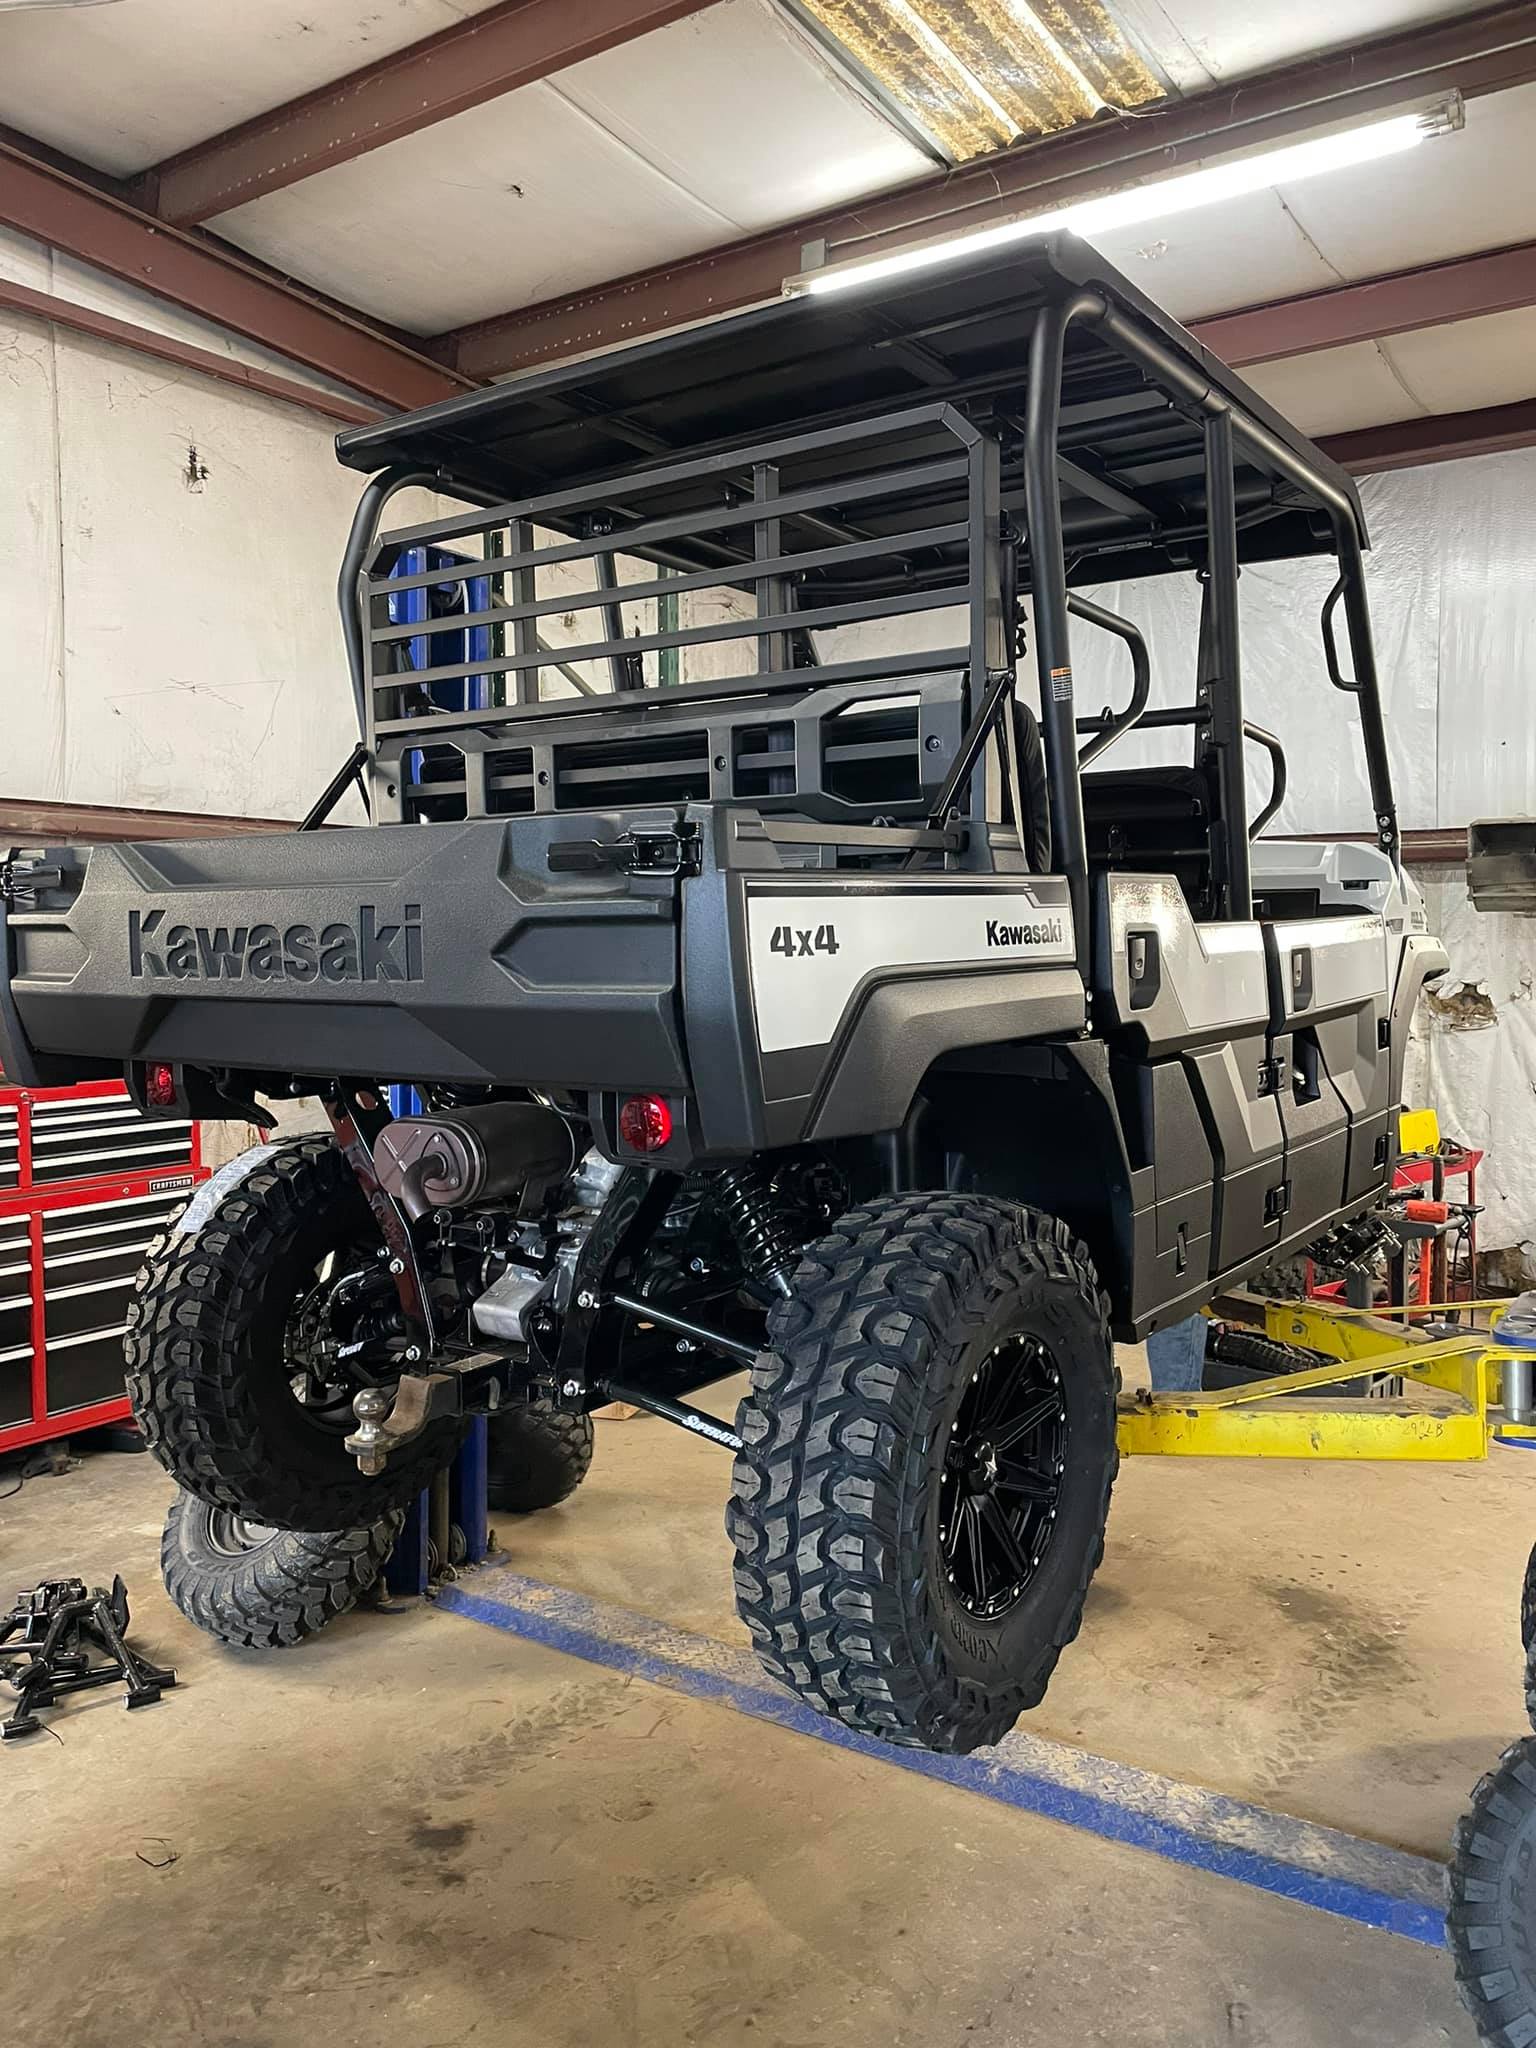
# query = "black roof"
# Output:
<box><xmin>337</xmin><ymin>234</ymin><xmax>1365</xmax><ymax>584</ymax></box>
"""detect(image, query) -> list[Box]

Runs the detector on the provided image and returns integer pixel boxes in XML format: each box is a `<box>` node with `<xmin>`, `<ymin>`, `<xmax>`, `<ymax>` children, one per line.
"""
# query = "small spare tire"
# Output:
<box><xmin>161</xmin><ymin>1488</ymin><xmax>404</xmax><ymax>1650</ymax></box>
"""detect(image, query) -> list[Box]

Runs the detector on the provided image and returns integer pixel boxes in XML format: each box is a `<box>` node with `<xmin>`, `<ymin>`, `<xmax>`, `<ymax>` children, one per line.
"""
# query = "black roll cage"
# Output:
<box><xmin>321</xmin><ymin>244</ymin><xmax>1398</xmax><ymax>974</ymax></box>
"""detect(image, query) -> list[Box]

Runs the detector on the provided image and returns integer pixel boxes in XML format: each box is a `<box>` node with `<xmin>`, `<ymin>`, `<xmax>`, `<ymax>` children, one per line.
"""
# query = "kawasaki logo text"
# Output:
<box><xmin>128</xmin><ymin>905</ymin><xmax>422</xmax><ymax>984</ymax></box>
<box><xmin>985</xmin><ymin>916</ymin><xmax>1064</xmax><ymax>949</ymax></box>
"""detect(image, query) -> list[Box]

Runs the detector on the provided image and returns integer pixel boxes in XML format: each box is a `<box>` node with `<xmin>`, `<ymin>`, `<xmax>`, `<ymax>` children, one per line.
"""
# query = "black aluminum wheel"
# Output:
<box><xmin>940</xmin><ymin>1334</ymin><xmax>1066</xmax><ymax>1620</ymax></box>
<box><xmin>127</xmin><ymin>1137</ymin><xmax>462</xmax><ymax>1530</ymax></box>
<box><xmin>730</xmin><ymin>1194</ymin><xmax>1118</xmax><ymax>1754</ymax></box>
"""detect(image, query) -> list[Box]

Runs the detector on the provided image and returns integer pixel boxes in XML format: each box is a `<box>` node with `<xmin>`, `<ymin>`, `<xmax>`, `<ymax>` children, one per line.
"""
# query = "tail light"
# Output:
<box><xmin>145</xmin><ymin>1063</ymin><xmax>178</xmax><ymax>1109</ymax></box>
<box><xmin>618</xmin><ymin>1094</ymin><xmax>673</xmax><ymax>1153</ymax></box>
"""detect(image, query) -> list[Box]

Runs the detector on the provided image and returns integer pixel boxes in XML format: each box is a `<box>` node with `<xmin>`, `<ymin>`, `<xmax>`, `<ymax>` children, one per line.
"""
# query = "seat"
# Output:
<box><xmin>1008</xmin><ymin>700</ymin><xmax>1052</xmax><ymax>874</ymax></box>
<box><xmin>1081</xmin><ymin>765</ymin><xmax>1214</xmax><ymax>918</ymax></box>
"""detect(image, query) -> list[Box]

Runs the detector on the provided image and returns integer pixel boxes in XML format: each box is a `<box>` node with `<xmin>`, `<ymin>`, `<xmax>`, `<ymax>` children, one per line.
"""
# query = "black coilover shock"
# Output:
<box><xmin>714</xmin><ymin>1163</ymin><xmax>800</xmax><ymax>1299</ymax></box>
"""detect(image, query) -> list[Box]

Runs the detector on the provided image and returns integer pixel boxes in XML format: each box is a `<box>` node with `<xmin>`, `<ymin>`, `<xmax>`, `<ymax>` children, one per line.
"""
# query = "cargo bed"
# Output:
<box><xmin>1</xmin><ymin>817</ymin><xmax>686</xmax><ymax>1093</ymax></box>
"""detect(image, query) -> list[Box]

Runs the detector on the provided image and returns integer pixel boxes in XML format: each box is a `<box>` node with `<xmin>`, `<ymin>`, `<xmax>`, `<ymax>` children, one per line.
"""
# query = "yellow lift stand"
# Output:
<box><xmin>1117</xmin><ymin>1113</ymin><xmax>1536</xmax><ymax>1464</ymax></box>
<box><xmin>1117</xmin><ymin>1302</ymin><xmax>1535</xmax><ymax>1462</ymax></box>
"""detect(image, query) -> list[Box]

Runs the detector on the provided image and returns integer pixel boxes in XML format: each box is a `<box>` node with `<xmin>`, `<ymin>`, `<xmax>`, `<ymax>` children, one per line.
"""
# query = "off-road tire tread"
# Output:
<box><xmin>160</xmin><ymin>1489</ymin><xmax>405</xmax><ymax>1650</ymax></box>
<box><xmin>1447</xmin><ymin>1733</ymin><xmax>1536</xmax><ymax>2045</ymax></box>
<box><xmin>125</xmin><ymin>1135</ymin><xmax>457</xmax><ymax>1529</ymax></box>
<box><xmin>727</xmin><ymin>1193</ymin><xmax>1116</xmax><ymax>1754</ymax></box>
<box><xmin>486</xmin><ymin>1401</ymin><xmax>594</xmax><ymax>1513</ymax></box>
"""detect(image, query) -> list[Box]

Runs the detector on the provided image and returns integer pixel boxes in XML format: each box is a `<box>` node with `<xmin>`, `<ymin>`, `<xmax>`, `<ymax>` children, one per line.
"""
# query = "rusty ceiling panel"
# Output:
<box><xmin>795</xmin><ymin>0</ymin><xmax>1013</xmax><ymax>158</ymax></box>
<box><xmin>795</xmin><ymin>0</ymin><xmax>1162</xmax><ymax>160</ymax></box>
<box><xmin>904</xmin><ymin>0</ymin><xmax>1097</xmax><ymax>135</ymax></box>
<box><xmin>1033</xmin><ymin>0</ymin><xmax>1164</xmax><ymax>110</ymax></box>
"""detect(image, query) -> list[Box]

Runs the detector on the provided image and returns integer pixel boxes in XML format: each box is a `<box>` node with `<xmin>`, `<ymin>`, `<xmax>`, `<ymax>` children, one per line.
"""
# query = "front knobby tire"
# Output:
<box><xmin>727</xmin><ymin>1194</ymin><xmax>1118</xmax><ymax>1755</ymax></box>
<box><xmin>125</xmin><ymin>1137</ymin><xmax>461</xmax><ymax>1531</ymax></box>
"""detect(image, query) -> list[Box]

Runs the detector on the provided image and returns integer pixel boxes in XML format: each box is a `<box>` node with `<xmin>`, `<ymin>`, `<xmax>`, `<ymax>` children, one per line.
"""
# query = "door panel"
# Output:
<box><xmin>1263</xmin><ymin>918</ymin><xmax>1391</xmax><ymax>1221</ymax></box>
<box><xmin>1275</xmin><ymin>1030</ymin><xmax>1351</xmax><ymax>1241</ymax></box>
<box><xmin>1183</xmin><ymin>1033</ymin><xmax>1286</xmax><ymax>1275</ymax></box>
<box><xmin>1312</xmin><ymin>1010</ymin><xmax>1395</xmax><ymax>1204</ymax></box>
<box><xmin>1270</xmin><ymin>914</ymin><xmax>1390</xmax><ymax>1028</ymax></box>
<box><xmin>1095</xmin><ymin>874</ymin><xmax>1269</xmax><ymax>1054</ymax></box>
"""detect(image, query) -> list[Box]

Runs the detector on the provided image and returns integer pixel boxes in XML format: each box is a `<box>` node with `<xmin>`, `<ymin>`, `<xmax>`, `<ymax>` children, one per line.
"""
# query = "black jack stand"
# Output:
<box><xmin>0</xmin><ymin>1575</ymin><xmax>176</xmax><ymax>1740</ymax></box>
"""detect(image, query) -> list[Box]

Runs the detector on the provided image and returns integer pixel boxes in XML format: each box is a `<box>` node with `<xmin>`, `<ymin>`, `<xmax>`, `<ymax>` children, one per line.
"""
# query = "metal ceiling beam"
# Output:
<box><xmin>136</xmin><ymin>0</ymin><xmax>722</xmax><ymax>228</ymax></box>
<box><xmin>1193</xmin><ymin>240</ymin><xmax>1536</xmax><ymax>366</ymax></box>
<box><xmin>0</xmin><ymin>277</ymin><xmax>384</xmax><ymax>427</ymax></box>
<box><xmin>0</xmin><ymin>138</ymin><xmax>470</xmax><ymax>411</ymax></box>
<box><xmin>1320</xmin><ymin>397</ymin><xmax>1536</xmax><ymax>474</ymax></box>
<box><xmin>436</xmin><ymin>1</ymin><xmax>1536</xmax><ymax>380</ymax></box>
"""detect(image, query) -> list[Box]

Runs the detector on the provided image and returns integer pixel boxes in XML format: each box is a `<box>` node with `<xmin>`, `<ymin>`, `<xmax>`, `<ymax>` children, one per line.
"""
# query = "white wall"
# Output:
<box><xmin>0</xmin><ymin>227</ymin><xmax>754</xmax><ymax>818</ymax></box>
<box><xmin>0</xmin><ymin>228</ymin><xmax>385</xmax><ymax>822</ymax></box>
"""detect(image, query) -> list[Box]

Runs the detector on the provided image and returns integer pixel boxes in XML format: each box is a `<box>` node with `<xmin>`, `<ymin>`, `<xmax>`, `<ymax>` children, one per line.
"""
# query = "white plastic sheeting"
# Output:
<box><xmin>1405</xmin><ymin>872</ymin><xmax>1536</xmax><ymax>1269</ymax></box>
<box><xmin>832</xmin><ymin>447</ymin><xmax>1536</xmax><ymax>837</ymax></box>
<box><xmin>1065</xmin><ymin>448</ymin><xmax>1536</xmax><ymax>834</ymax></box>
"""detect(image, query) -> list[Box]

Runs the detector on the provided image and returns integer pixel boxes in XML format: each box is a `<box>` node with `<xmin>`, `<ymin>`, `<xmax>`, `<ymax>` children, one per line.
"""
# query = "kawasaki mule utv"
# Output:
<box><xmin>0</xmin><ymin>234</ymin><xmax>1445</xmax><ymax>1752</ymax></box>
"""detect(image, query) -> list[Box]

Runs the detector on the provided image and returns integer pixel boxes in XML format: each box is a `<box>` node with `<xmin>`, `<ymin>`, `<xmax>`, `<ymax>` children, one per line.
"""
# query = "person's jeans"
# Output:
<box><xmin>1145</xmin><ymin>1314</ymin><xmax>1207</xmax><ymax>1392</ymax></box>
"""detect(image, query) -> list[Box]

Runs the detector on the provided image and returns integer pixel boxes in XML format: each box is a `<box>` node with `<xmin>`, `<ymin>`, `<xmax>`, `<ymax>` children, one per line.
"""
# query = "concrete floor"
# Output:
<box><xmin>3</xmin><ymin>1359</ymin><xmax>1526</xmax><ymax>2047</ymax></box>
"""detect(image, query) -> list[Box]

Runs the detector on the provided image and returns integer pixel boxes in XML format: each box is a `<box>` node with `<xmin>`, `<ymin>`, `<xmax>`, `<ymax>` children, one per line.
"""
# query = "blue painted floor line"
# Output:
<box><xmin>436</xmin><ymin>1566</ymin><xmax>1447</xmax><ymax>1950</ymax></box>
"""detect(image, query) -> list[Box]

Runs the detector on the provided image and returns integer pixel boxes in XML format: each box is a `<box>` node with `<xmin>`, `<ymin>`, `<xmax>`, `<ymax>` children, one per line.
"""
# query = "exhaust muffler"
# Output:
<box><xmin>373</xmin><ymin>1103</ymin><xmax>576</xmax><ymax>1220</ymax></box>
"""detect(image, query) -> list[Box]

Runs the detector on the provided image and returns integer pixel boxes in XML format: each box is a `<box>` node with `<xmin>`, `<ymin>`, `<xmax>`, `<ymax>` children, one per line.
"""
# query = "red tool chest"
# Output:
<box><xmin>0</xmin><ymin>1079</ymin><xmax>207</xmax><ymax>1455</ymax></box>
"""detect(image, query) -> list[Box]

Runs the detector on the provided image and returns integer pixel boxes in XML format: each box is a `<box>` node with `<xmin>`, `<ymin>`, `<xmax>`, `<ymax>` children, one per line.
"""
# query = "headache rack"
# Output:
<box><xmin>352</xmin><ymin>404</ymin><xmax>1005</xmax><ymax>829</ymax></box>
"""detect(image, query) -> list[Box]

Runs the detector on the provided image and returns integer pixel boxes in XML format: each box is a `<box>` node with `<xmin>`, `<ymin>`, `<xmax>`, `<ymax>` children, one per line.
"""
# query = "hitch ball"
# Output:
<box><xmin>346</xmin><ymin>1386</ymin><xmax>394</xmax><ymax>1476</ymax></box>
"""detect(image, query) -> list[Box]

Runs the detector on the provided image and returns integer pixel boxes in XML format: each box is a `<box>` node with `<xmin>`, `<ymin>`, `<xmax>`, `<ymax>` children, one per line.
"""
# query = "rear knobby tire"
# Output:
<box><xmin>727</xmin><ymin>1194</ymin><xmax>1118</xmax><ymax>1755</ymax></box>
<box><xmin>161</xmin><ymin>1488</ymin><xmax>405</xmax><ymax>1650</ymax></box>
<box><xmin>1448</xmin><ymin>1735</ymin><xmax>1536</xmax><ymax>2046</ymax></box>
<box><xmin>1521</xmin><ymin>1541</ymin><xmax>1536</xmax><ymax>1732</ymax></box>
<box><xmin>486</xmin><ymin>1400</ymin><xmax>594</xmax><ymax>1514</ymax></box>
<box><xmin>125</xmin><ymin>1136</ymin><xmax>462</xmax><ymax>1531</ymax></box>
